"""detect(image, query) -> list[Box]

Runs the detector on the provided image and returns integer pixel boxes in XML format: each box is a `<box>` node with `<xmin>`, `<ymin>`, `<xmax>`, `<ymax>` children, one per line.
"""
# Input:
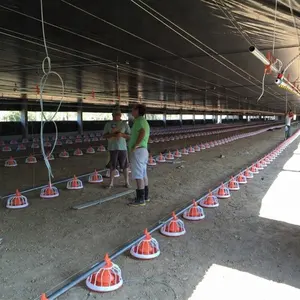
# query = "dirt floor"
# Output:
<box><xmin>1</xmin><ymin>124</ymin><xmax>300</xmax><ymax>300</ymax></box>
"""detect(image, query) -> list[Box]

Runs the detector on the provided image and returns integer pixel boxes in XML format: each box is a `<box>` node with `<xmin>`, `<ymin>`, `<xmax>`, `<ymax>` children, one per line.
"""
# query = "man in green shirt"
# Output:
<box><xmin>128</xmin><ymin>104</ymin><xmax>150</xmax><ymax>207</ymax></box>
<box><xmin>103</xmin><ymin>109</ymin><xmax>131</xmax><ymax>188</ymax></box>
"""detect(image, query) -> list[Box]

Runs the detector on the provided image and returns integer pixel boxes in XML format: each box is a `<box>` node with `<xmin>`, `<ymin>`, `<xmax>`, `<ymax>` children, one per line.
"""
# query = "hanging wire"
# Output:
<box><xmin>257</xmin><ymin>72</ymin><xmax>266</xmax><ymax>102</ymax></box>
<box><xmin>0</xmin><ymin>2</ymin><xmax>284</xmax><ymax>104</ymax></box>
<box><xmin>272</xmin><ymin>0</ymin><xmax>278</xmax><ymax>56</ymax></box>
<box><xmin>282</xmin><ymin>0</ymin><xmax>300</xmax><ymax>76</ymax></box>
<box><xmin>39</xmin><ymin>0</ymin><xmax>65</xmax><ymax>182</ymax></box>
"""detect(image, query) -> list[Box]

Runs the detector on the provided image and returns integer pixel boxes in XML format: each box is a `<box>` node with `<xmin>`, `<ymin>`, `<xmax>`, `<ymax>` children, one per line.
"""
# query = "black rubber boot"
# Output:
<box><xmin>145</xmin><ymin>186</ymin><xmax>150</xmax><ymax>202</ymax></box>
<box><xmin>128</xmin><ymin>189</ymin><xmax>146</xmax><ymax>207</ymax></box>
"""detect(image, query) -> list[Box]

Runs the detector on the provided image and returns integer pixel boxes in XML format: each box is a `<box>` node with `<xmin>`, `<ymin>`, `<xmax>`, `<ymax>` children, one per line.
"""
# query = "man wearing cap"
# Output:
<box><xmin>103</xmin><ymin>109</ymin><xmax>131</xmax><ymax>188</ymax></box>
<box><xmin>128</xmin><ymin>104</ymin><xmax>150</xmax><ymax>207</ymax></box>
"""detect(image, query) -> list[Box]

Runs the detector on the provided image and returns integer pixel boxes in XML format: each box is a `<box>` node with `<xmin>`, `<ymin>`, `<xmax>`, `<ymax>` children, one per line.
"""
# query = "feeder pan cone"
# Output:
<box><xmin>2</xmin><ymin>145</ymin><xmax>12</xmax><ymax>152</ymax></box>
<box><xmin>182</xmin><ymin>148</ymin><xmax>189</xmax><ymax>155</ymax></box>
<box><xmin>6</xmin><ymin>189</ymin><xmax>29</xmax><ymax>209</ymax></box>
<box><xmin>156</xmin><ymin>153</ymin><xmax>166</xmax><ymax>163</ymax></box>
<box><xmin>25</xmin><ymin>155</ymin><xmax>37</xmax><ymax>164</ymax></box>
<box><xmin>86</xmin><ymin>254</ymin><xmax>123</xmax><ymax>293</ymax></box>
<box><xmin>86</xmin><ymin>146</ymin><xmax>95</xmax><ymax>154</ymax></box>
<box><xmin>256</xmin><ymin>162</ymin><xmax>264</xmax><ymax>170</ymax></box>
<box><xmin>105</xmin><ymin>169</ymin><xmax>120</xmax><ymax>178</ymax></box>
<box><xmin>260</xmin><ymin>159</ymin><xmax>268</xmax><ymax>167</ymax></box>
<box><xmin>261</xmin><ymin>159</ymin><xmax>269</xmax><ymax>166</ymax></box>
<box><xmin>5</xmin><ymin>157</ymin><xmax>17</xmax><ymax>167</ymax></box>
<box><xmin>67</xmin><ymin>175</ymin><xmax>83</xmax><ymax>190</ymax></box>
<box><xmin>18</xmin><ymin>144</ymin><xmax>26</xmax><ymax>150</ymax></box>
<box><xmin>46</xmin><ymin>152</ymin><xmax>55</xmax><ymax>161</ymax></box>
<box><xmin>244</xmin><ymin>169</ymin><xmax>254</xmax><ymax>179</ymax></box>
<box><xmin>130</xmin><ymin>229</ymin><xmax>160</xmax><ymax>259</ymax></box>
<box><xmin>88</xmin><ymin>170</ymin><xmax>103</xmax><ymax>183</ymax></box>
<box><xmin>97</xmin><ymin>145</ymin><xmax>106</xmax><ymax>152</ymax></box>
<box><xmin>174</xmin><ymin>150</ymin><xmax>182</xmax><ymax>158</ymax></box>
<box><xmin>217</xmin><ymin>183</ymin><xmax>231</xmax><ymax>199</ymax></box>
<box><xmin>59</xmin><ymin>150</ymin><xmax>69</xmax><ymax>158</ymax></box>
<box><xmin>147</xmin><ymin>155</ymin><xmax>157</xmax><ymax>166</ymax></box>
<box><xmin>200</xmin><ymin>144</ymin><xmax>206</xmax><ymax>150</ymax></box>
<box><xmin>165</xmin><ymin>151</ymin><xmax>174</xmax><ymax>160</ymax></box>
<box><xmin>10</xmin><ymin>140</ymin><xmax>17</xmax><ymax>145</ymax></box>
<box><xmin>194</xmin><ymin>145</ymin><xmax>201</xmax><ymax>152</ymax></box>
<box><xmin>40</xmin><ymin>183</ymin><xmax>59</xmax><ymax>199</ymax></box>
<box><xmin>160</xmin><ymin>212</ymin><xmax>186</xmax><ymax>237</ymax></box>
<box><xmin>188</xmin><ymin>146</ymin><xmax>195</xmax><ymax>153</ymax></box>
<box><xmin>31</xmin><ymin>143</ymin><xmax>40</xmax><ymax>149</ymax></box>
<box><xmin>200</xmin><ymin>191</ymin><xmax>219</xmax><ymax>208</ymax></box>
<box><xmin>250</xmin><ymin>165</ymin><xmax>259</xmax><ymax>174</ymax></box>
<box><xmin>237</xmin><ymin>174</ymin><xmax>247</xmax><ymax>184</ymax></box>
<box><xmin>74</xmin><ymin>148</ymin><xmax>83</xmax><ymax>156</ymax></box>
<box><xmin>183</xmin><ymin>200</ymin><xmax>205</xmax><ymax>221</ymax></box>
<box><xmin>228</xmin><ymin>177</ymin><xmax>240</xmax><ymax>191</ymax></box>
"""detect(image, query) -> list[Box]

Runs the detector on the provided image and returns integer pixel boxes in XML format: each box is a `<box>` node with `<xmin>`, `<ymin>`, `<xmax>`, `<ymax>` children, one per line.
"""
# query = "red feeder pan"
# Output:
<box><xmin>86</xmin><ymin>254</ymin><xmax>123</xmax><ymax>292</ymax></box>
<box><xmin>183</xmin><ymin>199</ymin><xmax>205</xmax><ymax>221</ymax></box>
<box><xmin>130</xmin><ymin>229</ymin><xmax>160</xmax><ymax>259</ymax></box>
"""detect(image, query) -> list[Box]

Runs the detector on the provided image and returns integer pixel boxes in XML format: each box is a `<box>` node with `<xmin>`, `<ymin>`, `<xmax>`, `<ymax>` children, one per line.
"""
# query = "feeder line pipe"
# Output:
<box><xmin>45</xmin><ymin>128</ymin><xmax>300</xmax><ymax>300</ymax></box>
<box><xmin>1</xmin><ymin>168</ymin><xmax>107</xmax><ymax>200</ymax></box>
<box><xmin>1</xmin><ymin>124</ymin><xmax>283</xmax><ymax>199</ymax></box>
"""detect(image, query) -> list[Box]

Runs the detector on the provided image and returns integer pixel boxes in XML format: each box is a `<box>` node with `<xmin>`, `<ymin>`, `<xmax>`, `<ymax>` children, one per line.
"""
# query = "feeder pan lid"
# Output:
<box><xmin>5</xmin><ymin>157</ymin><xmax>17</xmax><ymax>167</ymax></box>
<box><xmin>183</xmin><ymin>200</ymin><xmax>205</xmax><ymax>221</ymax></box>
<box><xmin>200</xmin><ymin>192</ymin><xmax>219</xmax><ymax>208</ymax></box>
<box><xmin>86</xmin><ymin>254</ymin><xmax>123</xmax><ymax>293</ymax></box>
<box><xmin>130</xmin><ymin>229</ymin><xmax>160</xmax><ymax>260</ymax></box>
<box><xmin>88</xmin><ymin>171</ymin><xmax>103</xmax><ymax>183</ymax></box>
<box><xmin>217</xmin><ymin>184</ymin><xmax>231</xmax><ymax>199</ymax></box>
<box><xmin>25</xmin><ymin>155</ymin><xmax>37</xmax><ymax>164</ymax></box>
<box><xmin>228</xmin><ymin>177</ymin><xmax>240</xmax><ymax>191</ymax></box>
<box><xmin>67</xmin><ymin>176</ymin><xmax>83</xmax><ymax>190</ymax></box>
<box><xmin>105</xmin><ymin>169</ymin><xmax>120</xmax><ymax>178</ymax></box>
<box><xmin>160</xmin><ymin>212</ymin><xmax>186</xmax><ymax>237</ymax></box>
<box><xmin>6</xmin><ymin>190</ymin><xmax>29</xmax><ymax>209</ymax></box>
<box><xmin>40</xmin><ymin>184</ymin><xmax>59</xmax><ymax>199</ymax></box>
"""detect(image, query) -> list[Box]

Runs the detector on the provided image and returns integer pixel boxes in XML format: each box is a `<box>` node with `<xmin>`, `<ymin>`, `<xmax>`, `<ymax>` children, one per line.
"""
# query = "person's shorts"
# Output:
<box><xmin>109</xmin><ymin>150</ymin><xmax>129</xmax><ymax>170</ymax></box>
<box><xmin>130</xmin><ymin>148</ymin><xmax>149</xmax><ymax>179</ymax></box>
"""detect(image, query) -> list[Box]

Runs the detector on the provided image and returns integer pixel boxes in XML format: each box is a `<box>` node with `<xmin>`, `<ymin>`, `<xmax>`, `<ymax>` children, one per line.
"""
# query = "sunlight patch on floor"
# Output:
<box><xmin>188</xmin><ymin>264</ymin><xmax>300</xmax><ymax>300</ymax></box>
<box><xmin>259</xmin><ymin>149</ymin><xmax>300</xmax><ymax>226</ymax></box>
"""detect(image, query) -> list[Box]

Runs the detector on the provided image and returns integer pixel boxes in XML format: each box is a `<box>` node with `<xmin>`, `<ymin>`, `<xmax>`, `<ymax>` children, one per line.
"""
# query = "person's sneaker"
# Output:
<box><xmin>145</xmin><ymin>198</ymin><xmax>150</xmax><ymax>203</ymax></box>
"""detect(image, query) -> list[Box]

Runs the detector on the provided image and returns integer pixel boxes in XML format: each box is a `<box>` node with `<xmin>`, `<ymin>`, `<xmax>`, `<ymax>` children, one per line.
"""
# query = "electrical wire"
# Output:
<box><xmin>130</xmin><ymin>0</ymin><xmax>283</xmax><ymax>99</ymax></box>
<box><xmin>257</xmin><ymin>72</ymin><xmax>266</xmax><ymax>102</ymax></box>
<box><xmin>283</xmin><ymin>0</ymin><xmax>300</xmax><ymax>76</ymax></box>
<box><xmin>272</xmin><ymin>0</ymin><xmax>278</xmax><ymax>56</ymax></box>
<box><xmin>0</xmin><ymin>3</ymin><xmax>284</xmax><ymax>105</ymax></box>
<box><xmin>39</xmin><ymin>0</ymin><xmax>65</xmax><ymax>181</ymax></box>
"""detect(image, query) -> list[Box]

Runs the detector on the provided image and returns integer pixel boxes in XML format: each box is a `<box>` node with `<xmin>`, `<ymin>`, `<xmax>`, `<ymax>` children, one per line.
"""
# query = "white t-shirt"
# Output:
<box><xmin>285</xmin><ymin>115</ymin><xmax>292</xmax><ymax>126</ymax></box>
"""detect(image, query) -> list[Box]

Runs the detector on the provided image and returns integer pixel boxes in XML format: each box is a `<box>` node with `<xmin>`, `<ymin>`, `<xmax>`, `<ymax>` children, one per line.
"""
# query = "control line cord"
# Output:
<box><xmin>39</xmin><ymin>0</ymin><xmax>65</xmax><ymax>182</ymax></box>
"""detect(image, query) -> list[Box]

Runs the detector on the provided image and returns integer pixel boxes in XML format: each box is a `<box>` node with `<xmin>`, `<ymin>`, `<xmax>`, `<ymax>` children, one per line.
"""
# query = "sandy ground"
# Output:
<box><xmin>1</xmin><ymin>124</ymin><xmax>300</xmax><ymax>300</ymax></box>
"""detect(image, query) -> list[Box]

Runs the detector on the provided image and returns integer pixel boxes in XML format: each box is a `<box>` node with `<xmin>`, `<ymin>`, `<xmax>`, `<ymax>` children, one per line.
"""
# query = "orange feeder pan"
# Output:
<box><xmin>86</xmin><ymin>254</ymin><xmax>123</xmax><ymax>293</ymax></box>
<box><xmin>130</xmin><ymin>229</ymin><xmax>160</xmax><ymax>259</ymax></box>
<box><xmin>183</xmin><ymin>200</ymin><xmax>205</xmax><ymax>221</ymax></box>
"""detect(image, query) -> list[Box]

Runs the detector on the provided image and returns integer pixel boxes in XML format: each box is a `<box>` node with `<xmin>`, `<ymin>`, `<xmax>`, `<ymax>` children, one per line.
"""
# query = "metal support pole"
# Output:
<box><xmin>77</xmin><ymin>100</ymin><xmax>83</xmax><ymax>135</ymax></box>
<box><xmin>76</xmin><ymin>67</ymin><xmax>83</xmax><ymax>135</ymax></box>
<box><xmin>20</xmin><ymin>69</ymin><xmax>28</xmax><ymax>138</ymax></box>
<box><xmin>72</xmin><ymin>190</ymin><xmax>135</xmax><ymax>210</ymax></box>
<box><xmin>20</xmin><ymin>95</ymin><xmax>28</xmax><ymax>138</ymax></box>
